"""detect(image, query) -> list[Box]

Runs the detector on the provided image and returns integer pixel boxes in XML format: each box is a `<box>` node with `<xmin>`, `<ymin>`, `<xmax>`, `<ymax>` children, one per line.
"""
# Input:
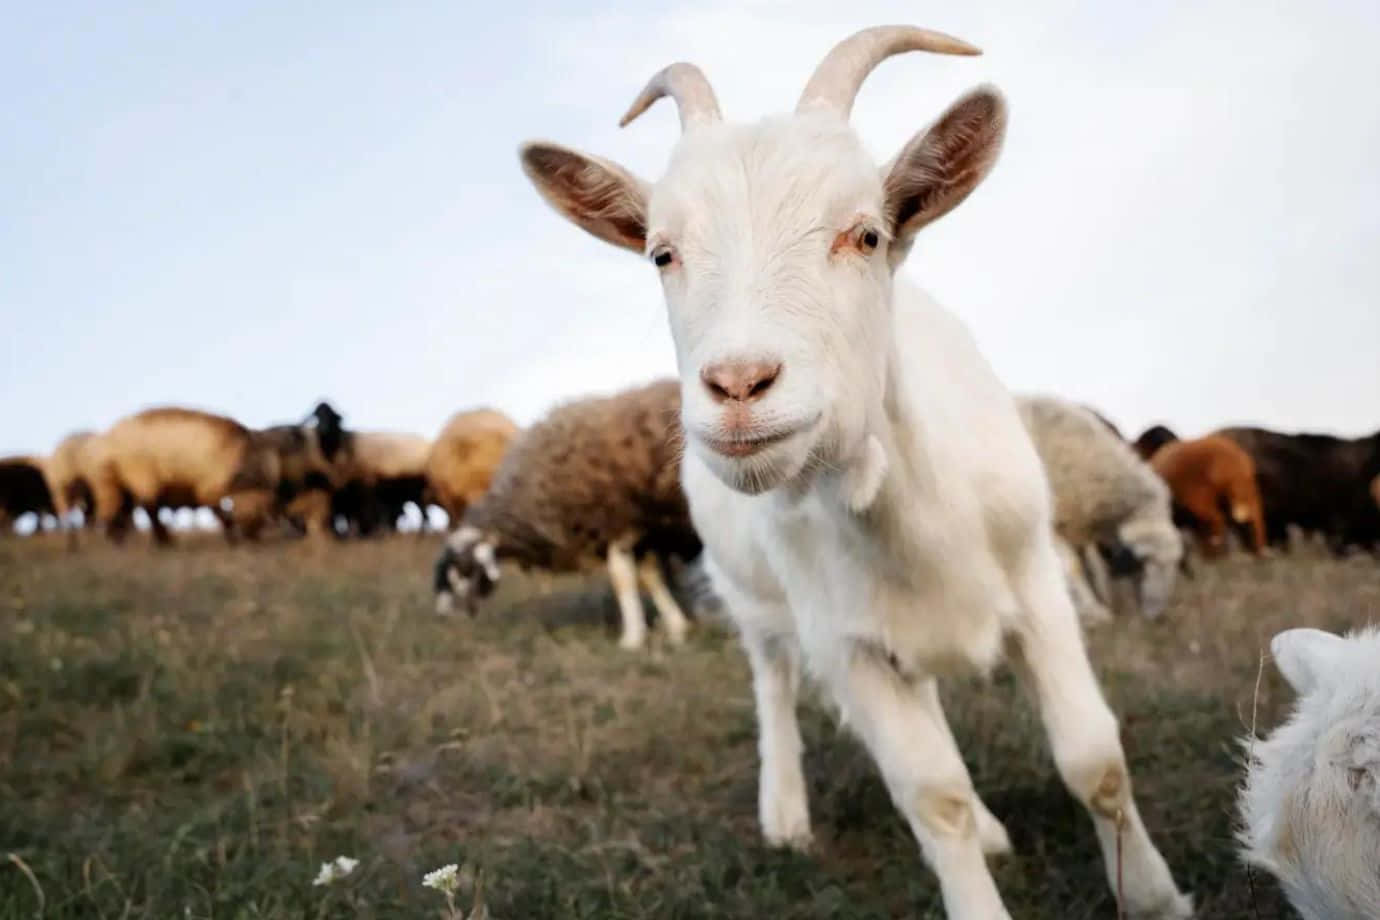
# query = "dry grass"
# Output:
<box><xmin>1</xmin><ymin>532</ymin><xmax>1377</xmax><ymax>918</ymax></box>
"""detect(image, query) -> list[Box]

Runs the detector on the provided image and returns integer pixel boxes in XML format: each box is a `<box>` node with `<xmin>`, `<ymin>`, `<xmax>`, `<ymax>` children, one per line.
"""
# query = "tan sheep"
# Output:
<box><xmin>42</xmin><ymin>431</ymin><xmax>99</xmax><ymax>525</ymax></box>
<box><xmin>424</xmin><ymin>408</ymin><xmax>520</xmax><ymax>524</ymax></box>
<box><xmin>333</xmin><ymin>430</ymin><xmax>433</xmax><ymax>535</ymax></box>
<box><xmin>89</xmin><ymin>407</ymin><xmax>283</xmax><ymax>544</ymax></box>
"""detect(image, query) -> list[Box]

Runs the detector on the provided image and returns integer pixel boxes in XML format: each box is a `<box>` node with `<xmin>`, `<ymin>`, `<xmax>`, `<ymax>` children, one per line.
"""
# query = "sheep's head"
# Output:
<box><xmin>1238</xmin><ymin>627</ymin><xmax>1380</xmax><ymax>917</ymax></box>
<box><xmin>307</xmin><ymin>401</ymin><xmax>347</xmax><ymax>462</ymax></box>
<box><xmin>433</xmin><ymin>525</ymin><xmax>502</xmax><ymax>616</ymax></box>
<box><xmin>520</xmin><ymin>25</ymin><xmax>1006</xmax><ymax>497</ymax></box>
<box><xmin>1134</xmin><ymin>425</ymin><xmax>1179</xmax><ymax>461</ymax></box>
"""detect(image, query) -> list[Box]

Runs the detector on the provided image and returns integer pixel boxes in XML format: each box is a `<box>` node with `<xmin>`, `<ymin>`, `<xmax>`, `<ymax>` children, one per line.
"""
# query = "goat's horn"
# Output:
<box><xmin>796</xmin><ymin>25</ymin><xmax>981</xmax><ymax>118</ymax></box>
<box><xmin>619</xmin><ymin>62</ymin><xmax>722</xmax><ymax>131</ymax></box>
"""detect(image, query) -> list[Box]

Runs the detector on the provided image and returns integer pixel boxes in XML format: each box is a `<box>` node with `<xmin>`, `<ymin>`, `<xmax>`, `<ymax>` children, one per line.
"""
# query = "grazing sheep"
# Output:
<box><xmin>424</xmin><ymin>408</ymin><xmax>520</xmax><ymax>525</ymax></box>
<box><xmin>517</xmin><ymin>25</ymin><xmax>1189</xmax><ymax>917</ymax></box>
<box><xmin>0</xmin><ymin>456</ymin><xmax>54</xmax><ymax>533</ymax></box>
<box><xmin>334</xmin><ymin>431</ymin><xmax>433</xmax><ymax>536</ymax></box>
<box><xmin>88</xmin><ymin>407</ymin><xmax>285</xmax><ymax>544</ymax></box>
<box><xmin>253</xmin><ymin>414</ymin><xmax>351</xmax><ymax>537</ymax></box>
<box><xmin>1239</xmin><ymin>626</ymin><xmax>1380</xmax><ymax>919</ymax></box>
<box><xmin>42</xmin><ymin>431</ymin><xmax>98</xmax><ymax>525</ymax></box>
<box><xmin>1217</xmin><ymin>426</ymin><xmax>1380</xmax><ymax>555</ymax></box>
<box><xmin>1147</xmin><ymin>435</ymin><xmax>1267</xmax><ymax>557</ymax></box>
<box><xmin>433</xmin><ymin>379</ymin><xmax>700</xmax><ymax>650</ymax></box>
<box><xmin>1017</xmin><ymin>395</ymin><xmax>1183</xmax><ymax>622</ymax></box>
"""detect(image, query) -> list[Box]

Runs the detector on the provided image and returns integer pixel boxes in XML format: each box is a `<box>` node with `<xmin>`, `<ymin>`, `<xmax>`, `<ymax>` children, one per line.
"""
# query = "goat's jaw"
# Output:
<box><xmin>691</xmin><ymin>420</ymin><xmax>820</xmax><ymax>496</ymax></box>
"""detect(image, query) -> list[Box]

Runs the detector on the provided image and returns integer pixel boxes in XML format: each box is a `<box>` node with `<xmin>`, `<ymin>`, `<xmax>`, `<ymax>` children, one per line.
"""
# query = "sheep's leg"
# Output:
<box><xmin>1057</xmin><ymin>537</ymin><xmax>1112</xmax><ymax>624</ymax></box>
<box><xmin>636</xmin><ymin>554</ymin><xmax>690</xmax><ymax>644</ymax></box>
<box><xmin>606</xmin><ymin>542</ymin><xmax>647</xmax><ymax>650</ymax></box>
<box><xmin>826</xmin><ymin>645</ymin><xmax>1010</xmax><ymax>919</ymax></box>
<box><xmin>918</xmin><ymin>678</ymin><xmax>1011</xmax><ymax>857</ymax></box>
<box><xmin>741</xmin><ymin>626</ymin><xmax>812</xmax><ymax>848</ymax></box>
<box><xmin>1009</xmin><ymin>538</ymin><xmax>1192</xmax><ymax>919</ymax></box>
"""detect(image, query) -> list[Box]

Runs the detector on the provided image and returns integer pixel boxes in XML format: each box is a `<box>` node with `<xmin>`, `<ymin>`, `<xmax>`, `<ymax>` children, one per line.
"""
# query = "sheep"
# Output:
<box><xmin>1017</xmin><ymin>395</ymin><xmax>1183</xmax><ymax>622</ymax></box>
<box><xmin>1217</xmin><ymin>426</ymin><xmax>1380</xmax><ymax>555</ymax></box>
<box><xmin>424</xmin><ymin>408</ymin><xmax>520</xmax><ymax>525</ymax></box>
<box><xmin>1238</xmin><ymin>626</ymin><xmax>1380</xmax><ymax>919</ymax></box>
<box><xmin>433</xmin><ymin>379</ymin><xmax>701</xmax><ymax>650</ymax></box>
<box><xmin>252</xmin><ymin>411</ymin><xmax>353</xmax><ymax>538</ymax></box>
<box><xmin>516</xmin><ymin>25</ymin><xmax>1190</xmax><ymax>918</ymax></box>
<box><xmin>0</xmin><ymin>456</ymin><xmax>54</xmax><ymax>534</ymax></box>
<box><xmin>42</xmin><ymin>431</ymin><xmax>98</xmax><ymax>527</ymax></box>
<box><xmin>333</xmin><ymin>430</ymin><xmax>433</xmax><ymax>536</ymax></box>
<box><xmin>1145</xmin><ymin>434</ymin><xmax>1267</xmax><ymax>557</ymax></box>
<box><xmin>88</xmin><ymin>407</ymin><xmax>285</xmax><ymax>544</ymax></box>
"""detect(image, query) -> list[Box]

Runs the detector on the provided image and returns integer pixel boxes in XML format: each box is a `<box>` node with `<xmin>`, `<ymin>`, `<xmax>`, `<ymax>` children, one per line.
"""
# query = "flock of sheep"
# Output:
<box><xmin>0</xmin><ymin>401</ymin><xmax>518</xmax><ymax>543</ymax></box>
<box><xmin>3</xmin><ymin>22</ymin><xmax>1377</xmax><ymax>920</ymax></box>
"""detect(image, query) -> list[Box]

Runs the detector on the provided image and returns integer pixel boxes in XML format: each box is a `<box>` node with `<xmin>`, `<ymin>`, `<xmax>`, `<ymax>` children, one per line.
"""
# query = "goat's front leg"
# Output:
<box><xmin>1011</xmin><ymin>539</ymin><xmax>1193</xmax><ymax>919</ymax></box>
<box><xmin>918</xmin><ymin>678</ymin><xmax>1011</xmax><ymax>858</ymax></box>
<box><xmin>605</xmin><ymin>541</ymin><xmax>647</xmax><ymax>650</ymax></box>
<box><xmin>828</xmin><ymin>644</ymin><xmax>1010</xmax><ymax>920</ymax></box>
<box><xmin>636</xmin><ymin>553</ymin><xmax>690</xmax><ymax>644</ymax></box>
<box><xmin>742</xmin><ymin>626</ymin><xmax>812</xmax><ymax>848</ymax></box>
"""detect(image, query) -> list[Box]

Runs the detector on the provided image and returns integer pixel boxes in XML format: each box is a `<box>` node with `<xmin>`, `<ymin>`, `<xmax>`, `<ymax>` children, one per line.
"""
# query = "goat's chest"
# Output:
<box><xmin>761</xmin><ymin>488</ymin><xmax>1011</xmax><ymax>675</ymax></box>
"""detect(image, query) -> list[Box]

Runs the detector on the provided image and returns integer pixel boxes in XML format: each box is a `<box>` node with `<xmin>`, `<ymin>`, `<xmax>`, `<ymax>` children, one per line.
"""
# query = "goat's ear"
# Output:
<box><xmin>1271</xmin><ymin>628</ymin><xmax>1343</xmax><ymax>695</ymax></box>
<box><xmin>882</xmin><ymin>86</ymin><xmax>1006</xmax><ymax>262</ymax></box>
<box><xmin>519</xmin><ymin>142</ymin><xmax>650</xmax><ymax>253</ymax></box>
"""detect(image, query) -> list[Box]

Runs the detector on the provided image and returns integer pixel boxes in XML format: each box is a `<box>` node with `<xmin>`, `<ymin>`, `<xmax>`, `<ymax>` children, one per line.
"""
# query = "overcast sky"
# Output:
<box><xmin>3</xmin><ymin>0</ymin><xmax>1378</xmax><ymax>459</ymax></box>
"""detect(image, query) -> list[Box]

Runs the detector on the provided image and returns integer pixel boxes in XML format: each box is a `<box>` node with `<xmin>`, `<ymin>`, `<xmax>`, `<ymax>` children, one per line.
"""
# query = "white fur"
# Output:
<box><xmin>522</xmin><ymin>36</ymin><xmax>1190</xmax><ymax>918</ymax></box>
<box><xmin>1239</xmin><ymin>626</ymin><xmax>1380</xmax><ymax>920</ymax></box>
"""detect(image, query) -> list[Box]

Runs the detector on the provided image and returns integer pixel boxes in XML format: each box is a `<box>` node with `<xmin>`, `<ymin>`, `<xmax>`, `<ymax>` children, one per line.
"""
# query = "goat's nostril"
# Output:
<box><xmin>701</xmin><ymin>360</ymin><xmax>783</xmax><ymax>403</ymax></box>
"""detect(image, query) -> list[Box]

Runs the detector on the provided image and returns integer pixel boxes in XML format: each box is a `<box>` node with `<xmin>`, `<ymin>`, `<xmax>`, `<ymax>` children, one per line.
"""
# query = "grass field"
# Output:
<box><xmin>2</xmin><ymin>533</ymin><xmax>1377</xmax><ymax>919</ymax></box>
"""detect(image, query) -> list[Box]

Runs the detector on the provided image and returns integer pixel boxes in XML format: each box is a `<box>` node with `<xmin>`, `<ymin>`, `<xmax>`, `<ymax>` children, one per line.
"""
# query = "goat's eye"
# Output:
<box><xmin>860</xmin><ymin>228</ymin><xmax>880</xmax><ymax>252</ymax></box>
<box><xmin>651</xmin><ymin>246</ymin><xmax>675</xmax><ymax>268</ymax></box>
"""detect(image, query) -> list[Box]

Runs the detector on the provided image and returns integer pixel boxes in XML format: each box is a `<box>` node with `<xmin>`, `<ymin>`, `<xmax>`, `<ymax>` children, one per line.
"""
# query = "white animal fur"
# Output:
<box><xmin>1017</xmin><ymin>395</ymin><xmax>1183</xmax><ymax>622</ymax></box>
<box><xmin>519</xmin><ymin>26</ymin><xmax>1191</xmax><ymax>919</ymax></box>
<box><xmin>1239</xmin><ymin>627</ymin><xmax>1380</xmax><ymax>920</ymax></box>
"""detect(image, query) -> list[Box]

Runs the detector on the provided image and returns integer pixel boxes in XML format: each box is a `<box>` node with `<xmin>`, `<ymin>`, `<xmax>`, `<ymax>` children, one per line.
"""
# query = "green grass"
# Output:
<box><xmin>2</xmin><ymin>532</ymin><xmax>1376</xmax><ymax>918</ymax></box>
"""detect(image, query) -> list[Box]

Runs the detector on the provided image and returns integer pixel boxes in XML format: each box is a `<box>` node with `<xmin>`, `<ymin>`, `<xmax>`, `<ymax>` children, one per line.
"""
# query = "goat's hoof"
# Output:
<box><xmin>761</xmin><ymin>795</ymin><xmax>812</xmax><ymax>850</ymax></box>
<box><xmin>665</xmin><ymin>624</ymin><xmax>689</xmax><ymax>646</ymax></box>
<box><xmin>618</xmin><ymin>633</ymin><xmax>647</xmax><ymax>651</ymax></box>
<box><xmin>434</xmin><ymin>593</ymin><xmax>454</xmax><ymax>616</ymax></box>
<box><xmin>762</xmin><ymin>827</ymin><xmax>813</xmax><ymax>852</ymax></box>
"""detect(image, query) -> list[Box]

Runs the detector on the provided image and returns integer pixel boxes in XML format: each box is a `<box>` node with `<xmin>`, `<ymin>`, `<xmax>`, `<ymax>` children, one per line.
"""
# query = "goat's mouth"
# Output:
<box><xmin>700</xmin><ymin>423</ymin><xmax>811</xmax><ymax>459</ymax></box>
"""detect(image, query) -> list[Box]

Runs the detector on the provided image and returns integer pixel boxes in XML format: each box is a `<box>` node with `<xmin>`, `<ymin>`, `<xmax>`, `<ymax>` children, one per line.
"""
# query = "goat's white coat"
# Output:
<box><xmin>521</xmin><ymin>31</ymin><xmax>1191</xmax><ymax>918</ymax></box>
<box><xmin>1239</xmin><ymin>627</ymin><xmax>1380</xmax><ymax>920</ymax></box>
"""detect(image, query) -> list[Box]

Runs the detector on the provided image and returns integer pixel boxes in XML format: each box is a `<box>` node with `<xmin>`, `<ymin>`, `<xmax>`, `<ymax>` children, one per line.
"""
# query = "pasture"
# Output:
<box><xmin>2</xmin><ymin>535</ymin><xmax>1375</xmax><ymax>918</ymax></box>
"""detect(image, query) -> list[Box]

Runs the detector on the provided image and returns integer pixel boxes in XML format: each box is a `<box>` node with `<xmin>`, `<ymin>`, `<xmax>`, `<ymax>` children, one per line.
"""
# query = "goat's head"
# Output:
<box><xmin>433</xmin><ymin>525</ymin><xmax>502</xmax><ymax>616</ymax></box>
<box><xmin>520</xmin><ymin>26</ymin><xmax>1006</xmax><ymax>496</ymax></box>
<box><xmin>1238</xmin><ymin>627</ymin><xmax>1380</xmax><ymax>915</ymax></box>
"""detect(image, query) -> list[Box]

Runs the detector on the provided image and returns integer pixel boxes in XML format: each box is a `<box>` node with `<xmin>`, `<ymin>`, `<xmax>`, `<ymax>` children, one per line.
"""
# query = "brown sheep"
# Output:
<box><xmin>433</xmin><ymin>378</ymin><xmax>701</xmax><ymax>649</ymax></box>
<box><xmin>424</xmin><ymin>408</ymin><xmax>520</xmax><ymax>524</ymax></box>
<box><xmin>89</xmin><ymin>407</ymin><xmax>284</xmax><ymax>544</ymax></box>
<box><xmin>42</xmin><ymin>431</ymin><xmax>99</xmax><ymax>524</ymax></box>
<box><xmin>0</xmin><ymin>456</ymin><xmax>54</xmax><ymax>534</ymax></box>
<box><xmin>1149</xmin><ymin>435</ymin><xmax>1267</xmax><ymax>557</ymax></box>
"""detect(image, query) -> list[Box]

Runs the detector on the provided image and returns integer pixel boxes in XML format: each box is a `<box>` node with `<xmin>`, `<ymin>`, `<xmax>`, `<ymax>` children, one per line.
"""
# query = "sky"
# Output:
<box><xmin>3</xmin><ymin>0</ymin><xmax>1378</xmax><ymax>459</ymax></box>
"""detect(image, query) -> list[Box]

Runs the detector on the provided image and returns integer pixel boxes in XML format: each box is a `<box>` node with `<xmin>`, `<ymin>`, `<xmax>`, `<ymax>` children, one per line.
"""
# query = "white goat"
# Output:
<box><xmin>1239</xmin><ymin>627</ymin><xmax>1380</xmax><ymax>920</ymax></box>
<box><xmin>519</xmin><ymin>25</ymin><xmax>1191</xmax><ymax>919</ymax></box>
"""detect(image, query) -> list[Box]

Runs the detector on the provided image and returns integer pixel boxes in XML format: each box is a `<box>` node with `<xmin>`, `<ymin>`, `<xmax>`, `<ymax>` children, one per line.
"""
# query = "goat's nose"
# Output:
<box><xmin>700</xmin><ymin>359</ymin><xmax>782</xmax><ymax>404</ymax></box>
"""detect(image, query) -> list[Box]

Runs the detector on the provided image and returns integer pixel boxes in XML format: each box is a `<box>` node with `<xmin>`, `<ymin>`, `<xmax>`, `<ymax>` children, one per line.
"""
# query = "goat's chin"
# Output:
<box><xmin>693</xmin><ymin>438</ymin><xmax>812</xmax><ymax>497</ymax></box>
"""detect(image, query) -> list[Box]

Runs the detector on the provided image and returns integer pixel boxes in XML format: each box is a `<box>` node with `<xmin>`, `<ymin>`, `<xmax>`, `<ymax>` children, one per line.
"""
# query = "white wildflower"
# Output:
<box><xmin>422</xmin><ymin>863</ymin><xmax>460</xmax><ymax>895</ymax></box>
<box><xmin>312</xmin><ymin>855</ymin><xmax>359</xmax><ymax>886</ymax></box>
